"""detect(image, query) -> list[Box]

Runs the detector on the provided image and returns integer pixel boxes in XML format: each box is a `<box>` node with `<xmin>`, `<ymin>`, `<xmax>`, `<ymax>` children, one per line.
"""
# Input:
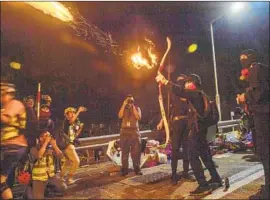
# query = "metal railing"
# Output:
<box><xmin>75</xmin><ymin>119</ymin><xmax>241</xmax><ymax>151</ymax></box>
<box><xmin>76</xmin><ymin>130</ymin><xmax>156</xmax><ymax>151</ymax></box>
<box><xmin>218</xmin><ymin>119</ymin><xmax>241</xmax><ymax>131</ymax></box>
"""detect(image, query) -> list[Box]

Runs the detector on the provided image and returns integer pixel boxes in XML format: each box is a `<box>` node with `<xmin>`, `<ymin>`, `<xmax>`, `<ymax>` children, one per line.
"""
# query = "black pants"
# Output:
<box><xmin>7</xmin><ymin>167</ymin><xmax>16</xmax><ymax>188</ymax></box>
<box><xmin>171</xmin><ymin>119</ymin><xmax>189</xmax><ymax>177</ymax></box>
<box><xmin>187</xmin><ymin>125</ymin><xmax>221</xmax><ymax>186</ymax></box>
<box><xmin>253</xmin><ymin>113</ymin><xmax>269</xmax><ymax>198</ymax></box>
<box><xmin>120</xmin><ymin>133</ymin><xmax>141</xmax><ymax>172</ymax></box>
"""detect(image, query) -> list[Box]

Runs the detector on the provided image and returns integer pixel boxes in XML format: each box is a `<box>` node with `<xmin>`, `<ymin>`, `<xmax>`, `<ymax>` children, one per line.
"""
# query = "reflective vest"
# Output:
<box><xmin>1</xmin><ymin>111</ymin><xmax>26</xmax><ymax>143</ymax></box>
<box><xmin>68</xmin><ymin>121</ymin><xmax>80</xmax><ymax>143</ymax></box>
<box><xmin>32</xmin><ymin>150</ymin><xmax>55</xmax><ymax>181</ymax></box>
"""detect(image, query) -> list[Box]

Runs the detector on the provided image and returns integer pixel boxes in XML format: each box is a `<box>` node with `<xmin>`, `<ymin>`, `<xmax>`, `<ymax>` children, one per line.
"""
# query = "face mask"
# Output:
<box><xmin>40</xmin><ymin>109</ymin><xmax>51</xmax><ymax>120</ymax></box>
<box><xmin>185</xmin><ymin>82</ymin><xmax>197</xmax><ymax>90</ymax></box>
<box><xmin>239</xmin><ymin>68</ymin><xmax>250</xmax><ymax>81</ymax></box>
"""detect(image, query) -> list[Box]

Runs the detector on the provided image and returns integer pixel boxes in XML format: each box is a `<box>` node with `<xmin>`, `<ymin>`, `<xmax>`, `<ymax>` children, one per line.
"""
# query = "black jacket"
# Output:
<box><xmin>169</xmin><ymin>82</ymin><xmax>206</xmax><ymax>134</ymax></box>
<box><xmin>169</xmin><ymin>84</ymin><xmax>189</xmax><ymax>118</ymax></box>
<box><xmin>245</xmin><ymin>63</ymin><xmax>269</xmax><ymax>113</ymax></box>
<box><xmin>170</xmin><ymin>82</ymin><xmax>205</xmax><ymax>117</ymax></box>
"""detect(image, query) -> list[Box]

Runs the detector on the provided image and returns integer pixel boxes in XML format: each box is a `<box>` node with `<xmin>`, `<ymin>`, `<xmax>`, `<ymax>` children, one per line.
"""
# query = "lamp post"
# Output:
<box><xmin>210</xmin><ymin>2</ymin><xmax>246</xmax><ymax>121</ymax></box>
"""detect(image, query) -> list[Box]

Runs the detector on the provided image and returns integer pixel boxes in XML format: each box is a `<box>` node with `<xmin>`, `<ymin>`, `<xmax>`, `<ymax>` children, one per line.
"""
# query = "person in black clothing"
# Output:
<box><xmin>23</xmin><ymin>95</ymin><xmax>54</xmax><ymax>147</ymax></box>
<box><xmin>157</xmin><ymin>74</ymin><xmax>195</xmax><ymax>185</ymax></box>
<box><xmin>156</xmin><ymin>73</ymin><xmax>222</xmax><ymax>196</ymax></box>
<box><xmin>236</xmin><ymin>49</ymin><xmax>269</xmax><ymax>199</ymax></box>
<box><xmin>23</xmin><ymin>95</ymin><xmax>38</xmax><ymax>148</ymax></box>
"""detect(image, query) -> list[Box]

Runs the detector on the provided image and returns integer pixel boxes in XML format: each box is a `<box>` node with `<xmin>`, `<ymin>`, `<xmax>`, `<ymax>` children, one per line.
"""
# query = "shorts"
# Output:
<box><xmin>0</xmin><ymin>145</ymin><xmax>27</xmax><ymax>176</ymax></box>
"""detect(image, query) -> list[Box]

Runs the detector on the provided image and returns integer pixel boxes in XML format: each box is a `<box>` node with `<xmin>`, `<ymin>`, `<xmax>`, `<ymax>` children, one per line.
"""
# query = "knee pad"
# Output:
<box><xmin>0</xmin><ymin>182</ymin><xmax>9</xmax><ymax>195</ymax></box>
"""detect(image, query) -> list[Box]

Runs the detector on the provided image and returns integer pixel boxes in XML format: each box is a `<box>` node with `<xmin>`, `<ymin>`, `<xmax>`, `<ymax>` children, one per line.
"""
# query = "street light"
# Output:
<box><xmin>210</xmin><ymin>2</ymin><xmax>246</xmax><ymax>121</ymax></box>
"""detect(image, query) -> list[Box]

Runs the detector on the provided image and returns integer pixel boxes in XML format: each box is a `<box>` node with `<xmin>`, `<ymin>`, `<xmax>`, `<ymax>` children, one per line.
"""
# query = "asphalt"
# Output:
<box><xmin>47</xmin><ymin>150</ymin><xmax>263</xmax><ymax>199</ymax></box>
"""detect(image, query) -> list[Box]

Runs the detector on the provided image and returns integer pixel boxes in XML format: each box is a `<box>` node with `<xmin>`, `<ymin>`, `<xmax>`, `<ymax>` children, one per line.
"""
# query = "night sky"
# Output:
<box><xmin>1</xmin><ymin>2</ymin><xmax>269</xmax><ymax>125</ymax></box>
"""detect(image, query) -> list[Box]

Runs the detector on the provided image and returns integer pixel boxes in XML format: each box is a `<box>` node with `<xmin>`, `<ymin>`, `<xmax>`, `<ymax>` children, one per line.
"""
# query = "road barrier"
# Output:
<box><xmin>76</xmin><ymin>130</ymin><xmax>158</xmax><ymax>151</ymax></box>
<box><xmin>218</xmin><ymin>119</ymin><xmax>241</xmax><ymax>132</ymax></box>
<box><xmin>76</xmin><ymin>119</ymin><xmax>241</xmax><ymax>151</ymax></box>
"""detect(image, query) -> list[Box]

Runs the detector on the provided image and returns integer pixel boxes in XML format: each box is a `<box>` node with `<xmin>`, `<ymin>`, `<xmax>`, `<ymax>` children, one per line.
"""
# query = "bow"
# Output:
<box><xmin>158</xmin><ymin>37</ymin><xmax>171</xmax><ymax>145</ymax></box>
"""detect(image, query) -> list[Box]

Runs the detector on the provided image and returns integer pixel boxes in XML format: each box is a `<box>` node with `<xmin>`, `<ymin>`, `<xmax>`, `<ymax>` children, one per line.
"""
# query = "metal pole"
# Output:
<box><xmin>210</xmin><ymin>22</ymin><xmax>222</xmax><ymax>121</ymax></box>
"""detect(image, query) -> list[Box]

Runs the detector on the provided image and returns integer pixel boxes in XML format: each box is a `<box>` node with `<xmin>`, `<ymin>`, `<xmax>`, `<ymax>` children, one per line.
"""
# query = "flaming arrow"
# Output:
<box><xmin>158</xmin><ymin>37</ymin><xmax>171</xmax><ymax>146</ymax></box>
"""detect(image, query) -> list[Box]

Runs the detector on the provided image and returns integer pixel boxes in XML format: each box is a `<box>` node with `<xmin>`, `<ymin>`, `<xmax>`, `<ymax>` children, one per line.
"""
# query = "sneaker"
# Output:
<box><xmin>190</xmin><ymin>185</ymin><xmax>211</xmax><ymax>196</ymax></box>
<box><xmin>120</xmin><ymin>171</ymin><xmax>128</xmax><ymax>176</ymax></box>
<box><xmin>135</xmin><ymin>171</ymin><xmax>143</xmax><ymax>176</ymax></box>
<box><xmin>208</xmin><ymin>178</ymin><xmax>223</xmax><ymax>187</ymax></box>
<box><xmin>181</xmin><ymin>174</ymin><xmax>196</xmax><ymax>182</ymax></box>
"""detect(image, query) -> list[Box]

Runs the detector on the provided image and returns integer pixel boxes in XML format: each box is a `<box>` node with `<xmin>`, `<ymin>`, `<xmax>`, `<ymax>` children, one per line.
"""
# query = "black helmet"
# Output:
<box><xmin>176</xmin><ymin>74</ymin><xmax>187</xmax><ymax>85</ymax></box>
<box><xmin>187</xmin><ymin>74</ymin><xmax>201</xmax><ymax>87</ymax></box>
<box><xmin>240</xmin><ymin>49</ymin><xmax>257</xmax><ymax>68</ymax></box>
<box><xmin>176</xmin><ymin>74</ymin><xmax>187</xmax><ymax>82</ymax></box>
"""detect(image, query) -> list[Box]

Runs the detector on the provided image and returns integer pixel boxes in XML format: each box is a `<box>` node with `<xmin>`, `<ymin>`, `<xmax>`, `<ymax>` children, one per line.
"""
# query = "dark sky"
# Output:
<box><xmin>1</xmin><ymin>2</ymin><xmax>269</xmax><ymax>123</ymax></box>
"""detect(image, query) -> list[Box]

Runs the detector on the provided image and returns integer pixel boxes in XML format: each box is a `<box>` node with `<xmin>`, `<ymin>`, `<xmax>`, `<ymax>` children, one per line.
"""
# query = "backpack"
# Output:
<box><xmin>201</xmin><ymin>92</ymin><xmax>219</xmax><ymax>127</ymax></box>
<box><xmin>54</xmin><ymin>120</ymin><xmax>70</xmax><ymax>150</ymax></box>
<box><xmin>189</xmin><ymin>91</ymin><xmax>219</xmax><ymax>128</ymax></box>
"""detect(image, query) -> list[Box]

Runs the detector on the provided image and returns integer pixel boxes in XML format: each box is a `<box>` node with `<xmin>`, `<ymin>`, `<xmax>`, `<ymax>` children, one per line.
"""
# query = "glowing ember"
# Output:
<box><xmin>25</xmin><ymin>2</ymin><xmax>73</xmax><ymax>22</ymax></box>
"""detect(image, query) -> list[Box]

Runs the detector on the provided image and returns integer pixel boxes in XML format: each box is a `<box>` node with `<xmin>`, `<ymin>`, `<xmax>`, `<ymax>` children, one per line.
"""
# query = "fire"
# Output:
<box><xmin>131</xmin><ymin>47</ymin><xmax>152</xmax><ymax>69</ymax></box>
<box><xmin>25</xmin><ymin>2</ymin><xmax>73</xmax><ymax>22</ymax></box>
<box><xmin>148</xmin><ymin>48</ymin><xmax>157</xmax><ymax>67</ymax></box>
<box><xmin>131</xmin><ymin>39</ymin><xmax>158</xmax><ymax>70</ymax></box>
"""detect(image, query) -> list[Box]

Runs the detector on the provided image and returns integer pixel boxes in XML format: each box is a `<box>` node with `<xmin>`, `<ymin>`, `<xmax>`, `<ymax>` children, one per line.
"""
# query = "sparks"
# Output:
<box><xmin>23</xmin><ymin>2</ymin><xmax>118</xmax><ymax>54</ymax></box>
<box><xmin>25</xmin><ymin>2</ymin><xmax>73</xmax><ymax>22</ymax></box>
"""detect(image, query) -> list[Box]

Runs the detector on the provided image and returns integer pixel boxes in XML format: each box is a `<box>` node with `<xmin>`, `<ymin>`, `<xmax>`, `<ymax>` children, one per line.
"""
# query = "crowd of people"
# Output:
<box><xmin>154</xmin><ymin>48</ymin><xmax>269</xmax><ymax>198</ymax></box>
<box><xmin>1</xmin><ymin>86</ymin><xmax>87</xmax><ymax>199</ymax></box>
<box><xmin>1</xmin><ymin>48</ymin><xmax>269</xmax><ymax>199</ymax></box>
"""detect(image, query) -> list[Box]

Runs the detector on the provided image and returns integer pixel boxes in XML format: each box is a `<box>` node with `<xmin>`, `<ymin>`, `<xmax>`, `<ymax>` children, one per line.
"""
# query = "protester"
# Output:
<box><xmin>1</xmin><ymin>82</ymin><xmax>28</xmax><ymax>199</ymax></box>
<box><xmin>236</xmin><ymin>49</ymin><xmax>269</xmax><ymax>199</ymax></box>
<box><xmin>29</xmin><ymin>131</ymin><xmax>66</xmax><ymax>199</ymax></box>
<box><xmin>156</xmin><ymin>73</ymin><xmax>222</xmax><ymax>196</ymax></box>
<box><xmin>23</xmin><ymin>95</ymin><xmax>38</xmax><ymax>148</ymax></box>
<box><xmin>157</xmin><ymin>74</ymin><xmax>195</xmax><ymax>185</ymax></box>
<box><xmin>60</xmin><ymin>106</ymin><xmax>86</xmax><ymax>184</ymax></box>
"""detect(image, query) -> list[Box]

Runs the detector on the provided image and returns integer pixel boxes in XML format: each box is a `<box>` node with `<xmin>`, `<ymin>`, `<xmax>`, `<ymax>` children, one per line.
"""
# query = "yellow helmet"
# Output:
<box><xmin>1</xmin><ymin>82</ymin><xmax>16</xmax><ymax>95</ymax></box>
<box><xmin>64</xmin><ymin>107</ymin><xmax>76</xmax><ymax>115</ymax></box>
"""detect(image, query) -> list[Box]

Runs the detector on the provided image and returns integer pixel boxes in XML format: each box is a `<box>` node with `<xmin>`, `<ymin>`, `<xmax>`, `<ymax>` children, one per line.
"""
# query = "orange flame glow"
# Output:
<box><xmin>148</xmin><ymin>48</ymin><xmax>157</xmax><ymax>67</ymax></box>
<box><xmin>25</xmin><ymin>2</ymin><xmax>73</xmax><ymax>22</ymax></box>
<box><xmin>131</xmin><ymin>45</ymin><xmax>157</xmax><ymax>70</ymax></box>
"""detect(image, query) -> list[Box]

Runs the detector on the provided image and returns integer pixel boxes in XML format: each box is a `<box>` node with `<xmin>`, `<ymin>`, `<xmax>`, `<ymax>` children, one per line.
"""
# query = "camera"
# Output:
<box><xmin>127</xmin><ymin>99</ymin><xmax>134</xmax><ymax>104</ymax></box>
<box><xmin>125</xmin><ymin>96</ymin><xmax>134</xmax><ymax>109</ymax></box>
<box><xmin>125</xmin><ymin>103</ymin><xmax>132</xmax><ymax>109</ymax></box>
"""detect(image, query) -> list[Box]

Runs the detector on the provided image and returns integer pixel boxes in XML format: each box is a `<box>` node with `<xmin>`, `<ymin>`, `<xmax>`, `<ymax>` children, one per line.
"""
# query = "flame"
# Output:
<box><xmin>25</xmin><ymin>2</ymin><xmax>73</xmax><ymax>22</ymax></box>
<box><xmin>131</xmin><ymin>47</ymin><xmax>150</xmax><ymax>69</ymax></box>
<box><xmin>131</xmin><ymin>45</ymin><xmax>157</xmax><ymax>70</ymax></box>
<box><xmin>148</xmin><ymin>48</ymin><xmax>157</xmax><ymax>67</ymax></box>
